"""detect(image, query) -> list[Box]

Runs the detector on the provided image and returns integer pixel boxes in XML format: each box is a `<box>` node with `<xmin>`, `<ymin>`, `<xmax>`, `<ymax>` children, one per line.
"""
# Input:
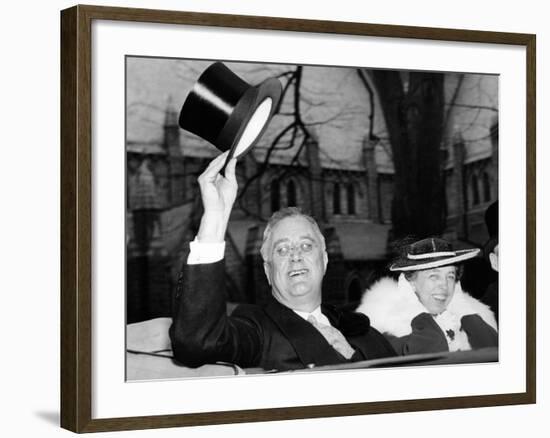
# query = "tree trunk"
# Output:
<box><xmin>370</xmin><ymin>70</ymin><xmax>446</xmax><ymax>240</ymax></box>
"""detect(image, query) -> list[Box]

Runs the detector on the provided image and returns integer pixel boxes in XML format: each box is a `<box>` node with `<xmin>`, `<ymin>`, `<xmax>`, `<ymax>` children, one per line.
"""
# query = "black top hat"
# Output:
<box><xmin>390</xmin><ymin>237</ymin><xmax>480</xmax><ymax>272</ymax></box>
<box><xmin>179</xmin><ymin>62</ymin><xmax>282</xmax><ymax>163</ymax></box>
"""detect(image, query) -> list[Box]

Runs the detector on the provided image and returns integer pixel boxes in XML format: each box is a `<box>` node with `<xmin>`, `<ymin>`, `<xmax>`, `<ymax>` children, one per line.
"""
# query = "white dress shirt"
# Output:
<box><xmin>293</xmin><ymin>306</ymin><xmax>332</xmax><ymax>327</ymax></box>
<box><xmin>187</xmin><ymin>238</ymin><xmax>225</xmax><ymax>265</ymax></box>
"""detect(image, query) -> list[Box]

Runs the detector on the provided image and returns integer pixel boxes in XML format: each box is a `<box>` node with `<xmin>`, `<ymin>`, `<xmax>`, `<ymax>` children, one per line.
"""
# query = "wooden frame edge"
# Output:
<box><xmin>76</xmin><ymin>4</ymin><xmax>535</xmax><ymax>45</ymax></box>
<box><xmin>60</xmin><ymin>4</ymin><xmax>537</xmax><ymax>433</ymax></box>
<box><xmin>525</xmin><ymin>33</ymin><xmax>536</xmax><ymax>404</ymax></box>
<box><xmin>60</xmin><ymin>5</ymin><xmax>79</xmax><ymax>432</ymax></box>
<box><xmin>78</xmin><ymin>392</ymin><xmax>532</xmax><ymax>433</ymax></box>
<box><xmin>61</xmin><ymin>4</ymin><xmax>93</xmax><ymax>432</ymax></box>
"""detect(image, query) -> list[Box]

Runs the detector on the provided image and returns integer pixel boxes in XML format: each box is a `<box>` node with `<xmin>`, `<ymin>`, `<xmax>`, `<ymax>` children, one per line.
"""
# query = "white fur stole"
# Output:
<box><xmin>356</xmin><ymin>274</ymin><xmax>498</xmax><ymax>339</ymax></box>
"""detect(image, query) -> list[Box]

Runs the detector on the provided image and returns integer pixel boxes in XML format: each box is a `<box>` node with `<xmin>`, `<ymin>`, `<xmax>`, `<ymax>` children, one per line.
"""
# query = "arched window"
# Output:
<box><xmin>347</xmin><ymin>184</ymin><xmax>355</xmax><ymax>215</ymax></box>
<box><xmin>471</xmin><ymin>175</ymin><xmax>480</xmax><ymax>206</ymax></box>
<box><xmin>271</xmin><ymin>180</ymin><xmax>280</xmax><ymax>213</ymax></box>
<box><xmin>333</xmin><ymin>182</ymin><xmax>341</xmax><ymax>214</ymax></box>
<box><xmin>482</xmin><ymin>172</ymin><xmax>491</xmax><ymax>203</ymax></box>
<box><xmin>287</xmin><ymin>180</ymin><xmax>297</xmax><ymax>207</ymax></box>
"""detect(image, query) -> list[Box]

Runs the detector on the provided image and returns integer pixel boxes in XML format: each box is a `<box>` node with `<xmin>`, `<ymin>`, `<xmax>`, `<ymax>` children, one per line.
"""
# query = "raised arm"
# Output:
<box><xmin>195</xmin><ymin>151</ymin><xmax>238</xmax><ymax>244</ymax></box>
<box><xmin>169</xmin><ymin>153</ymin><xmax>262</xmax><ymax>368</ymax></box>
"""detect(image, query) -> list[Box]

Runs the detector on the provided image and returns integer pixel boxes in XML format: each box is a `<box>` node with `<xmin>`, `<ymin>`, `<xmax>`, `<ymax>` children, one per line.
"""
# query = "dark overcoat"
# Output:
<box><xmin>170</xmin><ymin>260</ymin><xmax>396</xmax><ymax>371</ymax></box>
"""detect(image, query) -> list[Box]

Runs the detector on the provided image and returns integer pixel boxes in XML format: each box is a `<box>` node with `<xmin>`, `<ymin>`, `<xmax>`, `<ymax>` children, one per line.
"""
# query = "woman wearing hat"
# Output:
<box><xmin>357</xmin><ymin>237</ymin><xmax>498</xmax><ymax>355</ymax></box>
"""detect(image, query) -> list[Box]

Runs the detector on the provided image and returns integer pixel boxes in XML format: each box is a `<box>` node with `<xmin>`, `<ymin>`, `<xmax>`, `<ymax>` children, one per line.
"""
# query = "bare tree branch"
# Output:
<box><xmin>443</xmin><ymin>74</ymin><xmax>465</xmax><ymax>134</ymax></box>
<box><xmin>446</xmin><ymin>103</ymin><xmax>498</xmax><ymax>112</ymax></box>
<box><xmin>357</xmin><ymin>68</ymin><xmax>377</xmax><ymax>140</ymax></box>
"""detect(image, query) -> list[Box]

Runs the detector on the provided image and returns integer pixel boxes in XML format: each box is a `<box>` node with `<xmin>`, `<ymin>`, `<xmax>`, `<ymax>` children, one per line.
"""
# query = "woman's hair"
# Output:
<box><xmin>404</xmin><ymin>264</ymin><xmax>464</xmax><ymax>282</ymax></box>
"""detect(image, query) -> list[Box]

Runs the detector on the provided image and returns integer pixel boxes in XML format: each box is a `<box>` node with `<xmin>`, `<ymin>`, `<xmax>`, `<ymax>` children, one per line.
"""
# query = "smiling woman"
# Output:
<box><xmin>405</xmin><ymin>266</ymin><xmax>459</xmax><ymax>315</ymax></box>
<box><xmin>356</xmin><ymin>237</ymin><xmax>499</xmax><ymax>355</ymax></box>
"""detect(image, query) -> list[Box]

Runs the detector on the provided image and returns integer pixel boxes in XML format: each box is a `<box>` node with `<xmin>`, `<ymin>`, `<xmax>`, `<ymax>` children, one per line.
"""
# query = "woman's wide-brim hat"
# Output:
<box><xmin>390</xmin><ymin>237</ymin><xmax>480</xmax><ymax>272</ymax></box>
<box><xmin>178</xmin><ymin>62</ymin><xmax>282</xmax><ymax>164</ymax></box>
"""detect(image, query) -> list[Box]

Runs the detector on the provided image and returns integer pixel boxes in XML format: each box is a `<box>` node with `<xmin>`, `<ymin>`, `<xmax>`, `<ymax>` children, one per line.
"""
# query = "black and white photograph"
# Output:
<box><xmin>4</xmin><ymin>0</ymin><xmax>546</xmax><ymax>435</ymax></box>
<box><xmin>125</xmin><ymin>56</ymin><xmax>500</xmax><ymax>381</ymax></box>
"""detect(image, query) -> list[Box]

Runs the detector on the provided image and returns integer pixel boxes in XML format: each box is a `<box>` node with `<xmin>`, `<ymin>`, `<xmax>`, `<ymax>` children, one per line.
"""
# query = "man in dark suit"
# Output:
<box><xmin>169</xmin><ymin>152</ymin><xmax>396</xmax><ymax>371</ymax></box>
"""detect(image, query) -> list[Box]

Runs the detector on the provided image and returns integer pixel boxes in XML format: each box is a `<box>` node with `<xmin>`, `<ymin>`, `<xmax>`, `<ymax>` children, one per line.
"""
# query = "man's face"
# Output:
<box><xmin>263</xmin><ymin>216</ymin><xmax>328</xmax><ymax>312</ymax></box>
<box><xmin>410</xmin><ymin>266</ymin><xmax>457</xmax><ymax>315</ymax></box>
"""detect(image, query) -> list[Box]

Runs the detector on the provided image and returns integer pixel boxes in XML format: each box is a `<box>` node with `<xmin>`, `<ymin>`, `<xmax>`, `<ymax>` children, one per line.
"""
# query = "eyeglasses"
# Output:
<box><xmin>274</xmin><ymin>241</ymin><xmax>315</xmax><ymax>258</ymax></box>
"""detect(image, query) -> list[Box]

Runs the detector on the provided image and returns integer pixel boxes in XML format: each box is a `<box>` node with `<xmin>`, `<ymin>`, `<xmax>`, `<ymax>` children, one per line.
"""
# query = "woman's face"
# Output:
<box><xmin>410</xmin><ymin>266</ymin><xmax>457</xmax><ymax>315</ymax></box>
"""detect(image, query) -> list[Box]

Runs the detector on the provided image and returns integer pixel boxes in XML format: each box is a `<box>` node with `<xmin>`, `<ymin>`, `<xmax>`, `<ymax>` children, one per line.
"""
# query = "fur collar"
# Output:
<box><xmin>356</xmin><ymin>275</ymin><xmax>498</xmax><ymax>337</ymax></box>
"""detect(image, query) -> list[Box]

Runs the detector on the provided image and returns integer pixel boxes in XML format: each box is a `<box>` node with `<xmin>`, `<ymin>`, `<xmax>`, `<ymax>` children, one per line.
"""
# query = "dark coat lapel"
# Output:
<box><xmin>264</xmin><ymin>298</ymin><xmax>346</xmax><ymax>367</ymax></box>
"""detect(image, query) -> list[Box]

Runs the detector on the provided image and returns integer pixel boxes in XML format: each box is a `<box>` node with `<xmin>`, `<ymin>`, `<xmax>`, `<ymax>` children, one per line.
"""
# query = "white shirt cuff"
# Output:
<box><xmin>187</xmin><ymin>238</ymin><xmax>225</xmax><ymax>265</ymax></box>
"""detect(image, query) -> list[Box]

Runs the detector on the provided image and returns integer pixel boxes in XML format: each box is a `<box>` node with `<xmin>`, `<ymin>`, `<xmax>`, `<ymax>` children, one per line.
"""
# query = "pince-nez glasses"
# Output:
<box><xmin>274</xmin><ymin>241</ymin><xmax>315</xmax><ymax>258</ymax></box>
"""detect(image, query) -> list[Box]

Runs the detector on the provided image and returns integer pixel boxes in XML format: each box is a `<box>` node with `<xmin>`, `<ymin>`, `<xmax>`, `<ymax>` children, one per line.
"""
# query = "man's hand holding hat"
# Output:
<box><xmin>196</xmin><ymin>151</ymin><xmax>238</xmax><ymax>244</ymax></box>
